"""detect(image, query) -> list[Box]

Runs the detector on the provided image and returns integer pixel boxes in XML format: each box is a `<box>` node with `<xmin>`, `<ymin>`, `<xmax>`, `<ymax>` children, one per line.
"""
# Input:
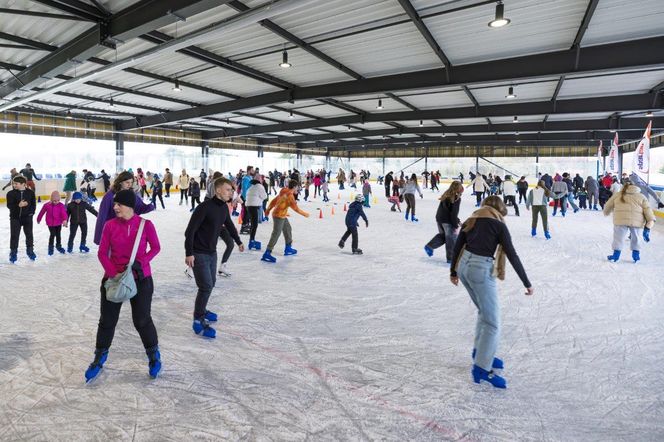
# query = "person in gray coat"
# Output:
<box><xmin>585</xmin><ymin>176</ymin><xmax>599</xmax><ymax>210</ymax></box>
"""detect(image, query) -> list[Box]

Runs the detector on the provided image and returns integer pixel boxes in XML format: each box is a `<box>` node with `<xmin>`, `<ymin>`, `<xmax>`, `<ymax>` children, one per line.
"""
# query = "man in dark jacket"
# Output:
<box><xmin>338</xmin><ymin>194</ymin><xmax>369</xmax><ymax>255</ymax></box>
<box><xmin>540</xmin><ymin>173</ymin><xmax>553</xmax><ymax>190</ymax></box>
<box><xmin>562</xmin><ymin>173</ymin><xmax>579</xmax><ymax>212</ymax></box>
<box><xmin>384</xmin><ymin>172</ymin><xmax>394</xmax><ymax>198</ymax></box>
<box><xmin>7</xmin><ymin>176</ymin><xmax>36</xmax><ymax>262</ymax></box>
<box><xmin>573</xmin><ymin>173</ymin><xmax>584</xmax><ymax>193</ymax></box>
<box><xmin>19</xmin><ymin>163</ymin><xmax>40</xmax><ymax>191</ymax></box>
<box><xmin>185</xmin><ymin>178</ymin><xmax>244</xmax><ymax>339</ymax></box>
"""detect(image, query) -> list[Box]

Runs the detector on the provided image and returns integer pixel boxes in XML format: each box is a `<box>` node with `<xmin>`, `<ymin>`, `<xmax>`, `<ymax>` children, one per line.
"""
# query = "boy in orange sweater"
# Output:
<box><xmin>261</xmin><ymin>179</ymin><xmax>309</xmax><ymax>263</ymax></box>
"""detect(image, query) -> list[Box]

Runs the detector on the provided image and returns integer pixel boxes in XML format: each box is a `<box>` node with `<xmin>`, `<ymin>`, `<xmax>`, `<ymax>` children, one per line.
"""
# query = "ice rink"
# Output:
<box><xmin>1</xmin><ymin>184</ymin><xmax>663</xmax><ymax>441</ymax></box>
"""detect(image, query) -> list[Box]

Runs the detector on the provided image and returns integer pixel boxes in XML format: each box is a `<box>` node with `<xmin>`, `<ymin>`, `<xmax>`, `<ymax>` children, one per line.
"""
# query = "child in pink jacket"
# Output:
<box><xmin>37</xmin><ymin>191</ymin><xmax>68</xmax><ymax>255</ymax></box>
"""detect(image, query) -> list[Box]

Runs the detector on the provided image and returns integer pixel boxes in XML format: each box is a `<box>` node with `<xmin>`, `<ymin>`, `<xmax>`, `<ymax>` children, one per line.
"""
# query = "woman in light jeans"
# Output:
<box><xmin>450</xmin><ymin>196</ymin><xmax>534</xmax><ymax>389</ymax></box>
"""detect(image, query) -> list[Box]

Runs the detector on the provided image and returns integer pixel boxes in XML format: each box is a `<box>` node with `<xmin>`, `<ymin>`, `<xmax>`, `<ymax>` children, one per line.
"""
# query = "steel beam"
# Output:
<box><xmin>120</xmin><ymin>36</ymin><xmax>664</xmax><ymax>130</ymax></box>
<box><xmin>572</xmin><ymin>0</ymin><xmax>601</xmax><ymax>48</ymax></box>
<box><xmin>396</xmin><ymin>0</ymin><xmax>451</xmax><ymax>69</ymax></box>
<box><xmin>32</xmin><ymin>0</ymin><xmax>104</xmax><ymax>21</ymax></box>
<box><xmin>0</xmin><ymin>8</ymin><xmax>84</xmax><ymax>20</ymax></box>
<box><xmin>204</xmin><ymin>93</ymin><xmax>661</xmax><ymax>138</ymax></box>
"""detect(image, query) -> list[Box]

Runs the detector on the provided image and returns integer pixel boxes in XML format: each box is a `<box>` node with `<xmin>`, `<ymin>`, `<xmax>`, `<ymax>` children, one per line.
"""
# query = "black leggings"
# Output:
<box><xmin>152</xmin><ymin>192</ymin><xmax>164</xmax><ymax>209</ymax></box>
<box><xmin>95</xmin><ymin>276</ymin><xmax>157</xmax><ymax>350</ymax></box>
<box><xmin>475</xmin><ymin>192</ymin><xmax>484</xmax><ymax>206</ymax></box>
<box><xmin>180</xmin><ymin>189</ymin><xmax>188</xmax><ymax>203</ymax></box>
<box><xmin>48</xmin><ymin>226</ymin><xmax>62</xmax><ymax>248</ymax></box>
<box><xmin>68</xmin><ymin>223</ymin><xmax>88</xmax><ymax>248</ymax></box>
<box><xmin>219</xmin><ymin>227</ymin><xmax>234</xmax><ymax>264</ymax></box>
<box><xmin>341</xmin><ymin>226</ymin><xmax>359</xmax><ymax>250</ymax></box>
<box><xmin>190</xmin><ymin>196</ymin><xmax>200</xmax><ymax>210</ymax></box>
<box><xmin>404</xmin><ymin>193</ymin><xmax>416</xmax><ymax>217</ymax></box>
<box><xmin>248</xmin><ymin>206</ymin><xmax>260</xmax><ymax>242</ymax></box>
<box><xmin>518</xmin><ymin>188</ymin><xmax>527</xmax><ymax>204</ymax></box>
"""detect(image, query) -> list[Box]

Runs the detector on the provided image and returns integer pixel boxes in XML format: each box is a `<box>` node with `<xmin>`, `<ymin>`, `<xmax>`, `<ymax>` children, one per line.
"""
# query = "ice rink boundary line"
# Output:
<box><xmin>224</xmin><ymin>328</ymin><xmax>473</xmax><ymax>441</ymax></box>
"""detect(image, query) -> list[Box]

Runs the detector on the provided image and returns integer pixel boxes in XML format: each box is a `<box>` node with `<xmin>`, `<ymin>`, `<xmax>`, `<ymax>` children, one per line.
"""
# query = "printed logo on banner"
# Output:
<box><xmin>632</xmin><ymin>121</ymin><xmax>651</xmax><ymax>175</ymax></box>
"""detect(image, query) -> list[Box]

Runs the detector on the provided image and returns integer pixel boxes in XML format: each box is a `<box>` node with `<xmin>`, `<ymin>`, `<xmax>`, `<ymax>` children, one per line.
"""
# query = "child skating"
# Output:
<box><xmin>338</xmin><ymin>194</ymin><xmax>368</xmax><ymax>255</ymax></box>
<box><xmin>7</xmin><ymin>176</ymin><xmax>37</xmax><ymax>262</ymax></box>
<box><xmin>362</xmin><ymin>180</ymin><xmax>372</xmax><ymax>208</ymax></box>
<box><xmin>37</xmin><ymin>191</ymin><xmax>68</xmax><ymax>255</ymax></box>
<box><xmin>67</xmin><ymin>191</ymin><xmax>98</xmax><ymax>253</ymax></box>
<box><xmin>261</xmin><ymin>180</ymin><xmax>309</xmax><ymax>263</ymax></box>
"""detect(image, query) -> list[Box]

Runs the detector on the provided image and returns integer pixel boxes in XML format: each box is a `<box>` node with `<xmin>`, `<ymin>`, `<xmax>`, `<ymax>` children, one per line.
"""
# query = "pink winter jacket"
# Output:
<box><xmin>98</xmin><ymin>215</ymin><xmax>160</xmax><ymax>279</ymax></box>
<box><xmin>37</xmin><ymin>202</ymin><xmax>68</xmax><ymax>227</ymax></box>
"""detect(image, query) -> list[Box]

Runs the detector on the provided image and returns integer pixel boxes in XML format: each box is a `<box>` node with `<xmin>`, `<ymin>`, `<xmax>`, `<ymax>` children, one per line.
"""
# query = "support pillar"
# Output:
<box><xmin>115</xmin><ymin>130</ymin><xmax>124</xmax><ymax>173</ymax></box>
<box><xmin>535</xmin><ymin>146</ymin><xmax>540</xmax><ymax>177</ymax></box>
<box><xmin>617</xmin><ymin>144</ymin><xmax>623</xmax><ymax>177</ymax></box>
<box><xmin>382</xmin><ymin>149</ymin><xmax>386</xmax><ymax>175</ymax></box>
<box><xmin>424</xmin><ymin>147</ymin><xmax>428</xmax><ymax>172</ymax></box>
<box><xmin>475</xmin><ymin>146</ymin><xmax>480</xmax><ymax>174</ymax></box>
<box><xmin>201</xmin><ymin>141</ymin><xmax>209</xmax><ymax>173</ymax></box>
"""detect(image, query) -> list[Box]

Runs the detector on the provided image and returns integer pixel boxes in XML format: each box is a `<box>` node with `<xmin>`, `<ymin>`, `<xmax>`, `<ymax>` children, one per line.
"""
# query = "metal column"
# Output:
<box><xmin>115</xmin><ymin>130</ymin><xmax>124</xmax><ymax>172</ymax></box>
<box><xmin>201</xmin><ymin>141</ymin><xmax>209</xmax><ymax>173</ymax></box>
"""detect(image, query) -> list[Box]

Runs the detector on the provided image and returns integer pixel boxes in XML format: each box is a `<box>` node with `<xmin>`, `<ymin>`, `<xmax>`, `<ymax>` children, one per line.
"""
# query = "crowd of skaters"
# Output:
<box><xmin>4</xmin><ymin>159</ymin><xmax>662</xmax><ymax>389</ymax></box>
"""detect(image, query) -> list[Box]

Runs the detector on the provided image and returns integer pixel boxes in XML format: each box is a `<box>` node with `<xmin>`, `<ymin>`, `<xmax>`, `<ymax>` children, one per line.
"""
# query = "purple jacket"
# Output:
<box><xmin>93</xmin><ymin>190</ymin><xmax>154</xmax><ymax>245</ymax></box>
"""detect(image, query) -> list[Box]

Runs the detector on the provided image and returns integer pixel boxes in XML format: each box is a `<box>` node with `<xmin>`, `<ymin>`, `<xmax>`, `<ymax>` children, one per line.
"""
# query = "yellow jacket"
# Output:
<box><xmin>266</xmin><ymin>188</ymin><xmax>309</xmax><ymax>219</ymax></box>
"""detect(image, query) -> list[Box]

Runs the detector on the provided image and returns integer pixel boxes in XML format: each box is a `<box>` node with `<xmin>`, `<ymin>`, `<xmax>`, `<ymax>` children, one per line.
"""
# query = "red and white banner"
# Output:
<box><xmin>607</xmin><ymin>133</ymin><xmax>619</xmax><ymax>173</ymax></box>
<box><xmin>597</xmin><ymin>139</ymin><xmax>603</xmax><ymax>173</ymax></box>
<box><xmin>632</xmin><ymin>121</ymin><xmax>652</xmax><ymax>175</ymax></box>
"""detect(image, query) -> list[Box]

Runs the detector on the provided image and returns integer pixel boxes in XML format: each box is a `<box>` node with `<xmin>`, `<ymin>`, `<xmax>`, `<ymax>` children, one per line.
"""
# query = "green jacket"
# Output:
<box><xmin>63</xmin><ymin>172</ymin><xmax>77</xmax><ymax>192</ymax></box>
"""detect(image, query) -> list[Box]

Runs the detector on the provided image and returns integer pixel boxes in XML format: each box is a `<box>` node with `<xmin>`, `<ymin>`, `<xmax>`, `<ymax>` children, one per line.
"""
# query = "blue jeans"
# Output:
<box><xmin>192</xmin><ymin>252</ymin><xmax>217</xmax><ymax>320</ymax></box>
<box><xmin>457</xmin><ymin>251</ymin><xmax>500</xmax><ymax>371</ymax></box>
<box><xmin>566</xmin><ymin>193</ymin><xmax>579</xmax><ymax>211</ymax></box>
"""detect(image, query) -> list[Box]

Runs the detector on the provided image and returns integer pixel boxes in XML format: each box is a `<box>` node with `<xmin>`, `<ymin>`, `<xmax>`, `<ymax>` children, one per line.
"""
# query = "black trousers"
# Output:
<box><xmin>404</xmin><ymin>193</ymin><xmax>416</xmax><ymax>217</ymax></box>
<box><xmin>164</xmin><ymin>183</ymin><xmax>171</xmax><ymax>196</ymax></box>
<box><xmin>95</xmin><ymin>276</ymin><xmax>158</xmax><ymax>350</ymax></box>
<box><xmin>152</xmin><ymin>192</ymin><xmax>165</xmax><ymax>209</ymax></box>
<box><xmin>248</xmin><ymin>206</ymin><xmax>260</xmax><ymax>242</ymax></box>
<box><xmin>140</xmin><ymin>185</ymin><xmax>150</xmax><ymax>198</ymax></box>
<box><xmin>385</xmin><ymin>185</ymin><xmax>391</xmax><ymax>198</ymax></box>
<box><xmin>10</xmin><ymin>217</ymin><xmax>34</xmax><ymax>252</ymax></box>
<box><xmin>190</xmin><ymin>196</ymin><xmax>200</xmax><ymax>210</ymax></box>
<box><xmin>68</xmin><ymin>222</ymin><xmax>88</xmax><ymax>248</ymax></box>
<box><xmin>517</xmin><ymin>188</ymin><xmax>527</xmax><ymax>204</ymax></box>
<box><xmin>180</xmin><ymin>189</ymin><xmax>188</xmax><ymax>203</ymax></box>
<box><xmin>219</xmin><ymin>228</ymin><xmax>234</xmax><ymax>264</ymax></box>
<box><xmin>503</xmin><ymin>195</ymin><xmax>520</xmax><ymax>215</ymax></box>
<box><xmin>341</xmin><ymin>226</ymin><xmax>359</xmax><ymax>250</ymax></box>
<box><xmin>475</xmin><ymin>192</ymin><xmax>484</xmax><ymax>206</ymax></box>
<box><xmin>48</xmin><ymin>226</ymin><xmax>62</xmax><ymax>248</ymax></box>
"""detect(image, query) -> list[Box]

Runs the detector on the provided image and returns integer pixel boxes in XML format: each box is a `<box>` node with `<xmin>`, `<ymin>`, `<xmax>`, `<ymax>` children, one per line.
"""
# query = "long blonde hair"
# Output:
<box><xmin>440</xmin><ymin>181</ymin><xmax>463</xmax><ymax>203</ymax></box>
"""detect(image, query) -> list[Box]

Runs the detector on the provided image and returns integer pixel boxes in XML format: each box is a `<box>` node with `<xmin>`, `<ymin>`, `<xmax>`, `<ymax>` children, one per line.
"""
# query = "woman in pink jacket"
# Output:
<box><xmin>84</xmin><ymin>189</ymin><xmax>162</xmax><ymax>382</ymax></box>
<box><xmin>36</xmin><ymin>191</ymin><xmax>68</xmax><ymax>255</ymax></box>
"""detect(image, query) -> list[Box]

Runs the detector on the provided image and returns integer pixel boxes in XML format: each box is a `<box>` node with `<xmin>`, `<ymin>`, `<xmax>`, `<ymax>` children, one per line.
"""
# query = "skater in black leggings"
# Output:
<box><xmin>217</xmin><ymin>226</ymin><xmax>236</xmax><ymax>277</ymax></box>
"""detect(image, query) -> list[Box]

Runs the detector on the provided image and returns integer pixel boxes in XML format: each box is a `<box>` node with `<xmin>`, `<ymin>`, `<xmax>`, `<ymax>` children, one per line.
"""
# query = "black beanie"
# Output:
<box><xmin>113</xmin><ymin>189</ymin><xmax>136</xmax><ymax>209</ymax></box>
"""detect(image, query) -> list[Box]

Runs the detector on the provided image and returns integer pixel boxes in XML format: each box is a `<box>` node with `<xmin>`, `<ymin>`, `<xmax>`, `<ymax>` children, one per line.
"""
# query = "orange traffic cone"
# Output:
<box><xmin>238</xmin><ymin>214</ymin><xmax>243</xmax><ymax>224</ymax></box>
<box><xmin>343</xmin><ymin>203</ymin><xmax>347</xmax><ymax>212</ymax></box>
<box><xmin>331</xmin><ymin>206</ymin><xmax>335</xmax><ymax>215</ymax></box>
<box><xmin>337</xmin><ymin>193</ymin><xmax>340</xmax><ymax>200</ymax></box>
<box><xmin>318</xmin><ymin>208</ymin><xmax>323</xmax><ymax>219</ymax></box>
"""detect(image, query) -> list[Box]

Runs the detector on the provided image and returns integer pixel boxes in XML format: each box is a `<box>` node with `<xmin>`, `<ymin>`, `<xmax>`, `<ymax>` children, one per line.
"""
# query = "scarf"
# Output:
<box><xmin>455</xmin><ymin>206</ymin><xmax>507</xmax><ymax>280</ymax></box>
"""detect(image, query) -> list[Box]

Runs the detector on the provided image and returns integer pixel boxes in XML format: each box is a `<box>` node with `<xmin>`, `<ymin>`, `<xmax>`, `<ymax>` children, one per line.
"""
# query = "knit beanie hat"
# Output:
<box><xmin>113</xmin><ymin>189</ymin><xmax>136</xmax><ymax>209</ymax></box>
<box><xmin>72</xmin><ymin>191</ymin><xmax>83</xmax><ymax>200</ymax></box>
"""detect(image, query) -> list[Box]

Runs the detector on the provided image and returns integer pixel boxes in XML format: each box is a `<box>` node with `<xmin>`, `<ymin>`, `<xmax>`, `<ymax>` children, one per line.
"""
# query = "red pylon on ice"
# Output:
<box><xmin>318</xmin><ymin>208</ymin><xmax>323</xmax><ymax>219</ymax></box>
<box><xmin>343</xmin><ymin>203</ymin><xmax>347</xmax><ymax>212</ymax></box>
<box><xmin>331</xmin><ymin>206</ymin><xmax>335</xmax><ymax>215</ymax></box>
<box><xmin>238</xmin><ymin>214</ymin><xmax>243</xmax><ymax>224</ymax></box>
<box><xmin>337</xmin><ymin>193</ymin><xmax>340</xmax><ymax>200</ymax></box>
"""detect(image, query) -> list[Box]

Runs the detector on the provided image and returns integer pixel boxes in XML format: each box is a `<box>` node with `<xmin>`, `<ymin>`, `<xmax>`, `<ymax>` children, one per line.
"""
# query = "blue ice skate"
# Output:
<box><xmin>544</xmin><ymin>231</ymin><xmax>551</xmax><ymax>240</ymax></box>
<box><xmin>193</xmin><ymin>320</ymin><xmax>216</xmax><ymax>338</ymax></box>
<box><xmin>411</xmin><ymin>215</ymin><xmax>419</xmax><ymax>222</ymax></box>
<box><xmin>472</xmin><ymin>348</ymin><xmax>504</xmax><ymax>369</ymax></box>
<box><xmin>80</xmin><ymin>245</ymin><xmax>90</xmax><ymax>253</ymax></box>
<box><xmin>56</xmin><ymin>246</ymin><xmax>66</xmax><ymax>254</ymax></box>
<box><xmin>531</xmin><ymin>228</ymin><xmax>537</xmax><ymax>237</ymax></box>
<box><xmin>261</xmin><ymin>250</ymin><xmax>277</xmax><ymax>263</ymax></box>
<box><xmin>9</xmin><ymin>251</ymin><xmax>17</xmax><ymax>263</ymax></box>
<box><xmin>27</xmin><ymin>250</ymin><xmax>36</xmax><ymax>261</ymax></box>
<box><xmin>632</xmin><ymin>250</ymin><xmax>640</xmax><ymax>263</ymax></box>
<box><xmin>85</xmin><ymin>348</ymin><xmax>108</xmax><ymax>383</ymax></box>
<box><xmin>424</xmin><ymin>245</ymin><xmax>433</xmax><ymax>257</ymax></box>
<box><xmin>607</xmin><ymin>250</ymin><xmax>621</xmax><ymax>262</ymax></box>
<box><xmin>146</xmin><ymin>346</ymin><xmax>161</xmax><ymax>379</ymax></box>
<box><xmin>472</xmin><ymin>365</ymin><xmax>506</xmax><ymax>389</ymax></box>
<box><xmin>205</xmin><ymin>310</ymin><xmax>218</xmax><ymax>322</ymax></box>
<box><xmin>48</xmin><ymin>246</ymin><xmax>54</xmax><ymax>256</ymax></box>
<box><xmin>284</xmin><ymin>244</ymin><xmax>297</xmax><ymax>256</ymax></box>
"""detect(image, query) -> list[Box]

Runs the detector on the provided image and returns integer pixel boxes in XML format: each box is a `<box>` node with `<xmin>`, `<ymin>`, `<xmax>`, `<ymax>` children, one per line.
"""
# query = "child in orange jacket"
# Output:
<box><xmin>261</xmin><ymin>179</ymin><xmax>309</xmax><ymax>263</ymax></box>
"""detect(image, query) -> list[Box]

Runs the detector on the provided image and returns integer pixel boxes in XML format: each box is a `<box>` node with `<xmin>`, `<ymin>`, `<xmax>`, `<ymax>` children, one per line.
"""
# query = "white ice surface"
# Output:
<box><xmin>1</xmin><ymin>186</ymin><xmax>663</xmax><ymax>441</ymax></box>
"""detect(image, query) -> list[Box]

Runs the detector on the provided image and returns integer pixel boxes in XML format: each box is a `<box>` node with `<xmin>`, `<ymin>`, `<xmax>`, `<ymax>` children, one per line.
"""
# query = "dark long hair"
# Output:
<box><xmin>112</xmin><ymin>171</ymin><xmax>134</xmax><ymax>193</ymax></box>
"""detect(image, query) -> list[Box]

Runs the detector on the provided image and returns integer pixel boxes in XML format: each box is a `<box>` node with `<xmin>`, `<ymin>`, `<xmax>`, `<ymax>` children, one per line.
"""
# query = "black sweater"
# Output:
<box><xmin>184</xmin><ymin>196</ymin><xmax>241</xmax><ymax>256</ymax></box>
<box><xmin>435</xmin><ymin>197</ymin><xmax>461</xmax><ymax>228</ymax></box>
<box><xmin>6</xmin><ymin>188</ymin><xmax>36</xmax><ymax>219</ymax></box>
<box><xmin>67</xmin><ymin>201</ymin><xmax>98</xmax><ymax>224</ymax></box>
<box><xmin>450</xmin><ymin>218</ymin><xmax>531</xmax><ymax>287</ymax></box>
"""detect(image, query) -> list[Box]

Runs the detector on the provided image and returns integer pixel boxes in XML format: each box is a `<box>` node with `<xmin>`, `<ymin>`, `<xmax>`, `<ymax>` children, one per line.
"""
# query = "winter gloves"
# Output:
<box><xmin>643</xmin><ymin>227</ymin><xmax>651</xmax><ymax>243</ymax></box>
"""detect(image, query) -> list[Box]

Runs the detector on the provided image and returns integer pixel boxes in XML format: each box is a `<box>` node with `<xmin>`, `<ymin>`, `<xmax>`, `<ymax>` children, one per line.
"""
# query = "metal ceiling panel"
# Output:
<box><xmin>96</xmin><ymin>38</ymin><xmax>156</xmax><ymax>63</ymax></box>
<box><xmin>132</xmin><ymin>52</ymin><xmax>210</xmax><ymax>78</ymax></box>
<box><xmin>559</xmin><ymin>70</ymin><xmax>664</xmax><ymax>99</ymax></box>
<box><xmin>194</xmin><ymin>20</ymin><xmax>284</xmax><ymax>60</ymax></box>
<box><xmin>96</xmin><ymin>0</ymin><xmax>144</xmax><ymax>14</ymax></box>
<box><xmin>229</xmin><ymin>47</ymin><xmax>352</xmax><ymax>86</ymax></box>
<box><xmin>547</xmin><ymin>112</ymin><xmax>614</xmax><ymax>121</ymax></box>
<box><xmin>398</xmin><ymin>120</ymin><xmax>446</xmax><ymax>128</ymax></box>
<box><xmin>250</xmin><ymin>110</ymin><xmax>302</xmax><ymax>122</ymax></box>
<box><xmin>290</xmin><ymin>104</ymin><xmax>354</xmax><ymax>118</ymax></box>
<box><xmin>295</xmin><ymin>128</ymin><xmax>329</xmax><ymax>135</ymax></box>
<box><xmin>212</xmin><ymin>115</ymin><xmax>274</xmax><ymax>126</ymax></box>
<box><xmin>314</xmin><ymin>22</ymin><xmax>441</xmax><ymax>78</ymax></box>
<box><xmin>490</xmin><ymin>115</ymin><xmax>546</xmax><ymax>124</ymax></box>
<box><xmin>178</xmin><ymin>67</ymin><xmax>281</xmax><ymax>97</ymax></box>
<box><xmin>342</xmin><ymin>97</ymin><xmax>412</xmax><ymax>113</ymax></box>
<box><xmin>360</xmin><ymin>122</ymin><xmax>397</xmax><ymax>130</ymax></box>
<box><xmin>156</xmin><ymin>4</ymin><xmax>238</xmax><ymax>37</ymax></box>
<box><xmin>0</xmin><ymin>8</ymin><xmax>95</xmax><ymax>47</ymax></box>
<box><xmin>582</xmin><ymin>0</ymin><xmax>664</xmax><ymax>46</ymax></box>
<box><xmin>471</xmin><ymin>81</ymin><xmax>558</xmax><ymax>105</ymax></box>
<box><xmin>400</xmin><ymin>90</ymin><xmax>472</xmax><ymax>109</ymax></box>
<box><xmin>439</xmin><ymin>118</ymin><xmax>490</xmax><ymax>125</ymax></box>
<box><xmin>424</xmin><ymin>0</ymin><xmax>588</xmax><ymax>65</ymax></box>
<box><xmin>139</xmin><ymin>82</ymin><xmax>226</xmax><ymax>105</ymax></box>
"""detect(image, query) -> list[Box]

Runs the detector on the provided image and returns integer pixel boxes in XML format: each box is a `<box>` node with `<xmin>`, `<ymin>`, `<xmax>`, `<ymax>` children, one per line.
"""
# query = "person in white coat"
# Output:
<box><xmin>245</xmin><ymin>178</ymin><xmax>268</xmax><ymax>250</ymax></box>
<box><xmin>501</xmin><ymin>175</ymin><xmax>519</xmax><ymax>216</ymax></box>
<box><xmin>472</xmin><ymin>175</ymin><xmax>489</xmax><ymax>207</ymax></box>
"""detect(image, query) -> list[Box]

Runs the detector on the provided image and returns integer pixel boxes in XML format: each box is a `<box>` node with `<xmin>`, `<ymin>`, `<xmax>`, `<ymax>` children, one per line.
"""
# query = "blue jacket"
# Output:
<box><xmin>345</xmin><ymin>201</ymin><xmax>368</xmax><ymax>228</ymax></box>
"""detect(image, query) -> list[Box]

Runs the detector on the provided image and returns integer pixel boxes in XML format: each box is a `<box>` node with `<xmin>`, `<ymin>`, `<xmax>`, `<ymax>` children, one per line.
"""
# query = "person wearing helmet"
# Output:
<box><xmin>338</xmin><ymin>194</ymin><xmax>369</xmax><ymax>255</ymax></box>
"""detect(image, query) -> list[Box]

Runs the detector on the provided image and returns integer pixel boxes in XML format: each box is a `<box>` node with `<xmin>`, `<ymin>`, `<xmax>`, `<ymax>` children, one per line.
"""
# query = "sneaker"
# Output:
<box><xmin>192</xmin><ymin>319</ymin><xmax>216</xmax><ymax>338</ymax></box>
<box><xmin>424</xmin><ymin>245</ymin><xmax>433</xmax><ymax>257</ymax></box>
<box><xmin>472</xmin><ymin>365</ymin><xmax>506</xmax><ymax>389</ymax></box>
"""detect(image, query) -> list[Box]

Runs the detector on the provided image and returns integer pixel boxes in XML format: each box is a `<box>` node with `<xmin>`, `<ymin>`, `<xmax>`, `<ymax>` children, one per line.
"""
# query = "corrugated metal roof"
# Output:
<box><xmin>0</xmin><ymin>6</ymin><xmax>94</xmax><ymax>47</ymax></box>
<box><xmin>291</xmin><ymin>104</ymin><xmax>354</xmax><ymax>118</ymax></box>
<box><xmin>180</xmin><ymin>68</ymin><xmax>281</xmax><ymax>97</ymax></box>
<box><xmin>470</xmin><ymin>81</ymin><xmax>558</xmax><ymax>105</ymax></box>
<box><xmin>582</xmin><ymin>0</ymin><xmax>664</xmax><ymax>47</ymax></box>
<box><xmin>96</xmin><ymin>0</ymin><xmax>142</xmax><ymax>14</ymax></box>
<box><xmin>439</xmin><ymin>117</ymin><xmax>489</xmax><ymax>125</ymax></box>
<box><xmin>424</xmin><ymin>0</ymin><xmax>588</xmax><ymax>65</ymax></box>
<box><xmin>341</xmin><ymin>97</ymin><xmax>411</xmax><ymax>113</ymax></box>
<box><xmin>398</xmin><ymin>90</ymin><xmax>472</xmax><ymax>109</ymax></box>
<box><xmin>314</xmin><ymin>22</ymin><xmax>441</xmax><ymax>78</ymax></box>
<box><xmin>559</xmin><ymin>70</ymin><xmax>664</xmax><ymax>99</ymax></box>
<box><xmin>547</xmin><ymin>112</ymin><xmax>614</xmax><ymax>121</ymax></box>
<box><xmin>491</xmin><ymin>115</ymin><xmax>546</xmax><ymax>124</ymax></box>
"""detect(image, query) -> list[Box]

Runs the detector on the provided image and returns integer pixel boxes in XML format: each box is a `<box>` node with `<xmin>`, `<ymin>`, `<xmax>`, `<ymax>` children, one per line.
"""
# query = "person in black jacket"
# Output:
<box><xmin>516</xmin><ymin>176</ymin><xmax>528</xmax><ymax>204</ymax></box>
<box><xmin>450</xmin><ymin>196</ymin><xmax>533</xmax><ymax>389</ymax></box>
<box><xmin>7</xmin><ymin>176</ymin><xmax>37</xmax><ymax>262</ymax></box>
<box><xmin>98</xmin><ymin>170</ymin><xmax>111</xmax><ymax>193</ymax></box>
<box><xmin>66</xmin><ymin>191</ymin><xmax>98</xmax><ymax>253</ymax></box>
<box><xmin>19</xmin><ymin>163</ymin><xmax>40</xmax><ymax>191</ymax></box>
<box><xmin>384</xmin><ymin>172</ymin><xmax>394</xmax><ymax>198</ymax></box>
<box><xmin>424</xmin><ymin>181</ymin><xmax>463</xmax><ymax>262</ymax></box>
<box><xmin>184</xmin><ymin>177</ymin><xmax>244</xmax><ymax>339</ymax></box>
<box><xmin>338</xmin><ymin>194</ymin><xmax>368</xmax><ymax>255</ymax></box>
<box><xmin>151</xmin><ymin>175</ymin><xmax>165</xmax><ymax>210</ymax></box>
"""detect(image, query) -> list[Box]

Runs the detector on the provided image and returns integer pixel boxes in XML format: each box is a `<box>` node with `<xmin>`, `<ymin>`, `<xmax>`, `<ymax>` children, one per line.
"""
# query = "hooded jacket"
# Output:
<box><xmin>7</xmin><ymin>188</ymin><xmax>36</xmax><ymax>219</ymax></box>
<box><xmin>246</xmin><ymin>180</ymin><xmax>268</xmax><ymax>206</ymax></box>
<box><xmin>266</xmin><ymin>187</ymin><xmax>309</xmax><ymax>219</ymax></box>
<box><xmin>603</xmin><ymin>185</ymin><xmax>655</xmax><ymax>228</ymax></box>
<box><xmin>37</xmin><ymin>201</ymin><xmax>68</xmax><ymax>227</ymax></box>
<box><xmin>63</xmin><ymin>172</ymin><xmax>77</xmax><ymax>192</ymax></box>
<box><xmin>67</xmin><ymin>200</ymin><xmax>98</xmax><ymax>224</ymax></box>
<box><xmin>345</xmin><ymin>201</ymin><xmax>368</xmax><ymax>227</ymax></box>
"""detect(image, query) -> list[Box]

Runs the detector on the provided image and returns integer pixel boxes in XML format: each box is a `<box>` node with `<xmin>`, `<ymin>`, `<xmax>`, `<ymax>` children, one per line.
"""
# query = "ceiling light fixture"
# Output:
<box><xmin>376</xmin><ymin>98</ymin><xmax>383</xmax><ymax>110</ymax></box>
<box><xmin>172</xmin><ymin>78</ymin><xmax>181</xmax><ymax>92</ymax></box>
<box><xmin>226</xmin><ymin>118</ymin><xmax>230</xmax><ymax>126</ymax></box>
<box><xmin>279</xmin><ymin>50</ymin><xmax>292</xmax><ymax>68</ymax></box>
<box><xmin>645</xmin><ymin>111</ymin><xmax>654</xmax><ymax>117</ymax></box>
<box><xmin>289</xmin><ymin>110</ymin><xmax>294</xmax><ymax>119</ymax></box>
<box><xmin>419</xmin><ymin>120</ymin><xmax>423</xmax><ymax>127</ymax></box>
<box><xmin>505</xmin><ymin>85</ymin><xmax>516</xmax><ymax>99</ymax></box>
<box><xmin>347</xmin><ymin>126</ymin><xmax>352</xmax><ymax>131</ymax></box>
<box><xmin>488</xmin><ymin>1</ymin><xmax>511</xmax><ymax>28</ymax></box>
<box><xmin>516</xmin><ymin>139</ymin><xmax>521</xmax><ymax>143</ymax></box>
<box><xmin>109</xmin><ymin>96</ymin><xmax>114</xmax><ymax>107</ymax></box>
<box><xmin>513</xmin><ymin>116</ymin><xmax>518</xmax><ymax>123</ymax></box>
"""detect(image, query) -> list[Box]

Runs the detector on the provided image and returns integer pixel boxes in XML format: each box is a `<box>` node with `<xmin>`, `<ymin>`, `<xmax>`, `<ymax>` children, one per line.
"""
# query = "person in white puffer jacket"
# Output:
<box><xmin>245</xmin><ymin>178</ymin><xmax>268</xmax><ymax>251</ymax></box>
<box><xmin>501</xmin><ymin>175</ymin><xmax>519</xmax><ymax>216</ymax></box>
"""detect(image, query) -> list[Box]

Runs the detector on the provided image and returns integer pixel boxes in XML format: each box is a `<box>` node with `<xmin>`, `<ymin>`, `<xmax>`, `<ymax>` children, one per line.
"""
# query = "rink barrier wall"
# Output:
<box><xmin>1</xmin><ymin>178</ymin><xmax>663</xmax><ymax>218</ymax></box>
